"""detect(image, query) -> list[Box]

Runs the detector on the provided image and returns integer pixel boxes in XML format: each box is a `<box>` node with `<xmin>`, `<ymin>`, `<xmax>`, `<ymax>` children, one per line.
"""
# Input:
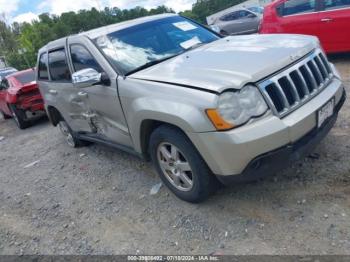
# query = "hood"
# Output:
<box><xmin>130</xmin><ymin>34</ymin><xmax>319</xmax><ymax>93</ymax></box>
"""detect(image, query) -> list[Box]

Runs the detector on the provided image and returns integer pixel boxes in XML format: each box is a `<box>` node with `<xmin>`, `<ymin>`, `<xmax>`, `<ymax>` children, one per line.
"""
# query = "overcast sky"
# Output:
<box><xmin>0</xmin><ymin>0</ymin><xmax>196</xmax><ymax>23</ymax></box>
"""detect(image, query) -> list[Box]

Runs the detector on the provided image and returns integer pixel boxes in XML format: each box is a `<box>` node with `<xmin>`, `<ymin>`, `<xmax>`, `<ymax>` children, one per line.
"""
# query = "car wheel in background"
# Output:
<box><xmin>149</xmin><ymin>125</ymin><xmax>219</xmax><ymax>203</ymax></box>
<box><xmin>9</xmin><ymin>104</ymin><xmax>30</xmax><ymax>129</ymax></box>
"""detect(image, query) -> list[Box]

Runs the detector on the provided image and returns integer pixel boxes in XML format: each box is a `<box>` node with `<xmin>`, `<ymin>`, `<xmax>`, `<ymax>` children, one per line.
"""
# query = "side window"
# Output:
<box><xmin>38</xmin><ymin>53</ymin><xmax>49</xmax><ymax>80</ymax></box>
<box><xmin>238</xmin><ymin>10</ymin><xmax>252</xmax><ymax>18</ymax></box>
<box><xmin>323</xmin><ymin>0</ymin><xmax>350</xmax><ymax>10</ymax></box>
<box><xmin>70</xmin><ymin>44</ymin><xmax>102</xmax><ymax>72</ymax></box>
<box><xmin>220</xmin><ymin>11</ymin><xmax>239</xmax><ymax>21</ymax></box>
<box><xmin>48</xmin><ymin>48</ymin><xmax>71</xmax><ymax>81</ymax></box>
<box><xmin>278</xmin><ymin>0</ymin><xmax>316</xmax><ymax>16</ymax></box>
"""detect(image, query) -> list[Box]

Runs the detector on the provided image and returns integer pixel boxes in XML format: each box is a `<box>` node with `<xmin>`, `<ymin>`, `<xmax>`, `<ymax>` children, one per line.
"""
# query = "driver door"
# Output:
<box><xmin>67</xmin><ymin>37</ymin><xmax>133</xmax><ymax>147</ymax></box>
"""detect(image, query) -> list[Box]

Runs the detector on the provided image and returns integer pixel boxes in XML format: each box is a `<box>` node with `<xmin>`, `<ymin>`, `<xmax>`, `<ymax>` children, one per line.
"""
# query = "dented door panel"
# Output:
<box><xmin>67</xmin><ymin>36</ymin><xmax>133</xmax><ymax>147</ymax></box>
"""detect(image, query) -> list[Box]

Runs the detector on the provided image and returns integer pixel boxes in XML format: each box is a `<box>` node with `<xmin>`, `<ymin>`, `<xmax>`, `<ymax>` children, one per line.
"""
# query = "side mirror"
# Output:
<box><xmin>72</xmin><ymin>68</ymin><xmax>106</xmax><ymax>88</ymax></box>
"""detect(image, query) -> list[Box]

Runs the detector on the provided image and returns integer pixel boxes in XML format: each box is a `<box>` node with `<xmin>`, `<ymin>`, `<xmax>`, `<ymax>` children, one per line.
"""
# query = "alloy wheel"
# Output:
<box><xmin>157</xmin><ymin>142</ymin><xmax>194</xmax><ymax>191</ymax></box>
<box><xmin>58</xmin><ymin>122</ymin><xmax>75</xmax><ymax>147</ymax></box>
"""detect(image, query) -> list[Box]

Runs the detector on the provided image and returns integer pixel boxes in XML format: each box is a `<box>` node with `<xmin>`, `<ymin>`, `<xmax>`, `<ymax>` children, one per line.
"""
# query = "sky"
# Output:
<box><xmin>0</xmin><ymin>0</ymin><xmax>196</xmax><ymax>24</ymax></box>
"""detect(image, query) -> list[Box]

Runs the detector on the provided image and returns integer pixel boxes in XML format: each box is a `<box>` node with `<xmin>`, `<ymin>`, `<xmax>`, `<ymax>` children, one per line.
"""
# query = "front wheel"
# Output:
<box><xmin>9</xmin><ymin>104</ymin><xmax>30</xmax><ymax>129</ymax></box>
<box><xmin>149</xmin><ymin>125</ymin><xmax>219</xmax><ymax>203</ymax></box>
<box><xmin>58</xmin><ymin>120</ymin><xmax>87</xmax><ymax>148</ymax></box>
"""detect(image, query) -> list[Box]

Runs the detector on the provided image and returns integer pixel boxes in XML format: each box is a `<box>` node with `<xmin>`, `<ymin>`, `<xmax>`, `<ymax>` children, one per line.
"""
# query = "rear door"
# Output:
<box><xmin>275</xmin><ymin>0</ymin><xmax>321</xmax><ymax>36</ymax></box>
<box><xmin>318</xmin><ymin>0</ymin><xmax>350</xmax><ymax>53</ymax></box>
<box><xmin>67</xmin><ymin>37</ymin><xmax>133</xmax><ymax>147</ymax></box>
<box><xmin>234</xmin><ymin>10</ymin><xmax>261</xmax><ymax>34</ymax></box>
<box><xmin>218</xmin><ymin>11</ymin><xmax>243</xmax><ymax>34</ymax></box>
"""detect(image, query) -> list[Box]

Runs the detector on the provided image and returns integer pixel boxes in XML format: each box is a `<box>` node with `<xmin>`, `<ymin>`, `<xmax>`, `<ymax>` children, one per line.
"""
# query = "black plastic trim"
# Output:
<box><xmin>77</xmin><ymin>133</ymin><xmax>143</xmax><ymax>159</ymax></box>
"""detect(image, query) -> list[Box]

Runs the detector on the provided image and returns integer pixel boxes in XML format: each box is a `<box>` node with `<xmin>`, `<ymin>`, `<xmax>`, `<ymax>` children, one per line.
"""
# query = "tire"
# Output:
<box><xmin>0</xmin><ymin>110</ymin><xmax>11</xmax><ymax>119</ymax></box>
<box><xmin>9</xmin><ymin>104</ymin><xmax>30</xmax><ymax>129</ymax></box>
<box><xmin>149</xmin><ymin>125</ymin><xmax>219</xmax><ymax>203</ymax></box>
<box><xmin>58</xmin><ymin>120</ymin><xmax>88</xmax><ymax>148</ymax></box>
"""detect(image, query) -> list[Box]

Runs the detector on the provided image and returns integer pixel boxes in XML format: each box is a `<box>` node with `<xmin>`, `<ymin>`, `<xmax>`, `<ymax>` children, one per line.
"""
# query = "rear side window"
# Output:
<box><xmin>15</xmin><ymin>71</ymin><xmax>35</xmax><ymax>85</ymax></box>
<box><xmin>323</xmin><ymin>0</ymin><xmax>350</xmax><ymax>10</ymax></box>
<box><xmin>70</xmin><ymin>44</ymin><xmax>102</xmax><ymax>72</ymax></box>
<box><xmin>277</xmin><ymin>0</ymin><xmax>316</xmax><ymax>16</ymax></box>
<box><xmin>38</xmin><ymin>53</ymin><xmax>49</xmax><ymax>80</ymax></box>
<box><xmin>48</xmin><ymin>49</ymin><xmax>71</xmax><ymax>81</ymax></box>
<box><xmin>220</xmin><ymin>11</ymin><xmax>239</xmax><ymax>21</ymax></box>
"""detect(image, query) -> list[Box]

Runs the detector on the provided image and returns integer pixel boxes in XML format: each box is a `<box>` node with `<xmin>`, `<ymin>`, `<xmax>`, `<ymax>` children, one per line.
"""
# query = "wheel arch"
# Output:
<box><xmin>139</xmin><ymin>119</ymin><xmax>192</xmax><ymax>160</ymax></box>
<box><xmin>46</xmin><ymin>105</ymin><xmax>64</xmax><ymax>126</ymax></box>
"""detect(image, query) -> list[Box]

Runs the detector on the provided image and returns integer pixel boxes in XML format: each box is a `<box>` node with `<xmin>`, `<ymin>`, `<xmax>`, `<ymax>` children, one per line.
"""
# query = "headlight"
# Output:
<box><xmin>206</xmin><ymin>85</ymin><xmax>268</xmax><ymax>130</ymax></box>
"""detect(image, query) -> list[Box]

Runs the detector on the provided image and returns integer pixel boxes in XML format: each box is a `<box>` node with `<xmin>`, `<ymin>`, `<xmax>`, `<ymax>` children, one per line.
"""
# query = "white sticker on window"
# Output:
<box><xmin>173</xmin><ymin>21</ymin><xmax>197</xmax><ymax>31</ymax></box>
<box><xmin>180</xmin><ymin>36</ymin><xmax>202</xmax><ymax>50</ymax></box>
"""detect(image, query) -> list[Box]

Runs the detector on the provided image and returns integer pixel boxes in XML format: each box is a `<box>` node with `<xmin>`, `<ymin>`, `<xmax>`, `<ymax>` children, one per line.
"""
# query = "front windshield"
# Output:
<box><xmin>94</xmin><ymin>16</ymin><xmax>220</xmax><ymax>75</ymax></box>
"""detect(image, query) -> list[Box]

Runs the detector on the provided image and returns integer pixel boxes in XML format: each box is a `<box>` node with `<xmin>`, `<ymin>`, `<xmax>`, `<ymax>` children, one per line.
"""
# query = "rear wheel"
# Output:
<box><xmin>0</xmin><ymin>110</ymin><xmax>11</xmax><ymax>119</ymax></box>
<box><xmin>149</xmin><ymin>125</ymin><xmax>219</xmax><ymax>203</ymax></box>
<box><xmin>9</xmin><ymin>104</ymin><xmax>30</xmax><ymax>129</ymax></box>
<box><xmin>58</xmin><ymin>120</ymin><xmax>88</xmax><ymax>148</ymax></box>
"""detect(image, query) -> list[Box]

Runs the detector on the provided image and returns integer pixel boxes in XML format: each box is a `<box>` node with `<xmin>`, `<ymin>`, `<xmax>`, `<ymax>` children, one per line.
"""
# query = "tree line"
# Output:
<box><xmin>0</xmin><ymin>0</ymin><xmax>244</xmax><ymax>70</ymax></box>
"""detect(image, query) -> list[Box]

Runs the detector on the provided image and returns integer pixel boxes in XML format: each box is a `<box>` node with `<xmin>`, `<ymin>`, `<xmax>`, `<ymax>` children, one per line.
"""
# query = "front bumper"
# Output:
<box><xmin>187</xmin><ymin>77</ymin><xmax>345</xmax><ymax>178</ymax></box>
<box><xmin>217</xmin><ymin>89</ymin><xmax>346</xmax><ymax>184</ymax></box>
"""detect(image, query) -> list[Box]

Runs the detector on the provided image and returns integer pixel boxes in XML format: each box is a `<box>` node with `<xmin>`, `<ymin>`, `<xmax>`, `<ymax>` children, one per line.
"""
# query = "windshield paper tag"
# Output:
<box><xmin>180</xmin><ymin>36</ymin><xmax>201</xmax><ymax>49</ymax></box>
<box><xmin>173</xmin><ymin>21</ymin><xmax>197</xmax><ymax>31</ymax></box>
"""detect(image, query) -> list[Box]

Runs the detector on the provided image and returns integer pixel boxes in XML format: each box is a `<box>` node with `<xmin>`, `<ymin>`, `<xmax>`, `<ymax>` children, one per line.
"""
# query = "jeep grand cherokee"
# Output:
<box><xmin>37</xmin><ymin>14</ymin><xmax>346</xmax><ymax>202</ymax></box>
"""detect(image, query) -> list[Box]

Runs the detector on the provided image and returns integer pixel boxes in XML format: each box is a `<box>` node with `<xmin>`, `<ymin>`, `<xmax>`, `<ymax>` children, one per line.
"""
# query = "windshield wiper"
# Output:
<box><xmin>184</xmin><ymin>42</ymin><xmax>206</xmax><ymax>51</ymax></box>
<box><xmin>125</xmin><ymin>54</ymin><xmax>179</xmax><ymax>76</ymax></box>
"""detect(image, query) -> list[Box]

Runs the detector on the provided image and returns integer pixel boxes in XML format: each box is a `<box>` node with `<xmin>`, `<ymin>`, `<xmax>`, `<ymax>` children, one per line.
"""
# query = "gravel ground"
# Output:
<box><xmin>0</xmin><ymin>54</ymin><xmax>349</xmax><ymax>255</ymax></box>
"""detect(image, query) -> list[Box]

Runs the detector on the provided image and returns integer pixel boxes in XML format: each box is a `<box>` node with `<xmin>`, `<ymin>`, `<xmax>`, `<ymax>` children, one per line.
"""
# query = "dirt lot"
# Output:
<box><xmin>0</xmin><ymin>54</ymin><xmax>349</xmax><ymax>255</ymax></box>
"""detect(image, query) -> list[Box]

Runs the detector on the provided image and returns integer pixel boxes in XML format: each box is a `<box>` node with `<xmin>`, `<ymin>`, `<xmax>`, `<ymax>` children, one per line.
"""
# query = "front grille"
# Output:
<box><xmin>258</xmin><ymin>50</ymin><xmax>333</xmax><ymax>117</ymax></box>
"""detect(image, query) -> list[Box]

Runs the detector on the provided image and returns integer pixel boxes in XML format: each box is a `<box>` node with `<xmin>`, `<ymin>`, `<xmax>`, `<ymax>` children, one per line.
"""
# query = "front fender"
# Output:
<box><xmin>119</xmin><ymin>78</ymin><xmax>219</xmax><ymax>154</ymax></box>
<box><xmin>128</xmin><ymin>97</ymin><xmax>215</xmax><ymax>153</ymax></box>
<box><xmin>118</xmin><ymin>78</ymin><xmax>217</xmax><ymax>153</ymax></box>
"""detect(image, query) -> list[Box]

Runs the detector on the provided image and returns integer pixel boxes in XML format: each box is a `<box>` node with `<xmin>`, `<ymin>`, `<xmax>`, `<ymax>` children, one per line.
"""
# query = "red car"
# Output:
<box><xmin>259</xmin><ymin>0</ymin><xmax>350</xmax><ymax>53</ymax></box>
<box><xmin>0</xmin><ymin>68</ymin><xmax>45</xmax><ymax>129</ymax></box>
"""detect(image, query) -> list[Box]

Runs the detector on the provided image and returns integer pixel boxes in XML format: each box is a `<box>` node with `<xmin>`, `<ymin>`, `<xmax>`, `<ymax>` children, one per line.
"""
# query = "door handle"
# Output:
<box><xmin>82</xmin><ymin>112</ymin><xmax>96</xmax><ymax>119</ymax></box>
<box><xmin>49</xmin><ymin>89</ymin><xmax>58</xmax><ymax>95</ymax></box>
<box><xmin>77</xmin><ymin>91</ymin><xmax>88</xmax><ymax>98</ymax></box>
<box><xmin>321</xmin><ymin>18</ymin><xmax>333</xmax><ymax>22</ymax></box>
